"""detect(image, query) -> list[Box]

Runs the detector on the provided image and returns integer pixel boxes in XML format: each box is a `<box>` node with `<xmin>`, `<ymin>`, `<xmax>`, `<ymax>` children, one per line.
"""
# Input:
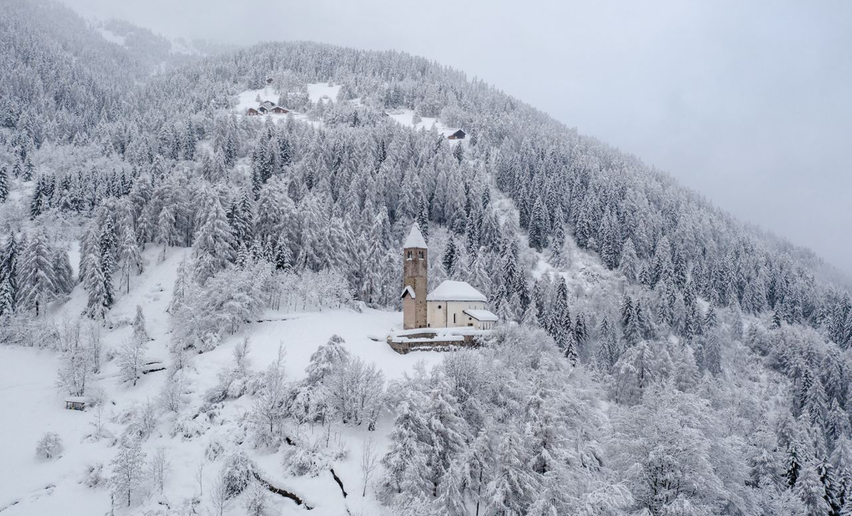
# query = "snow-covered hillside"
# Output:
<box><xmin>0</xmin><ymin>245</ymin><xmax>447</xmax><ymax>516</ymax></box>
<box><xmin>4</xmin><ymin>2</ymin><xmax>852</xmax><ymax>515</ymax></box>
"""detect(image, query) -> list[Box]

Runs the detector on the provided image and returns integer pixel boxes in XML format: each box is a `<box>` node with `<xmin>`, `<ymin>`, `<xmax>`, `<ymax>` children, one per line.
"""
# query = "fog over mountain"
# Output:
<box><xmin>60</xmin><ymin>0</ymin><xmax>852</xmax><ymax>276</ymax></box>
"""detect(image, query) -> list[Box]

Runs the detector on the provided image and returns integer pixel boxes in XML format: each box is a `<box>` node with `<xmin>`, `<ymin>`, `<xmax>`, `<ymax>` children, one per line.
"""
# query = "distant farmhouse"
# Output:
<box><xmin>389</xmin><ymin>224</ymin><xmax>497</xmax><ymax>353</ymax></box>
<box><xmin>247</xmin><ymin>99</ymin><xmax>289</xmax><ymax>116</ymax></box>
<box><xmin>446</xmin><ymin>129</ymin><xmax>466</xmax><ymax>140</ymax></box>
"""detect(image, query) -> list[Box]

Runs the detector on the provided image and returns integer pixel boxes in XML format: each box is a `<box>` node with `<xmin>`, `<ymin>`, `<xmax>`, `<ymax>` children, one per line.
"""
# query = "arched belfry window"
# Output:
<box><xmin>407</xmin><ymin>251</ymin><xmax>412</xmax><ymax>259</ymax></box>
<box><xmin>418</xmin><ymin>251</ymin><xmax>424</xmax><ymax>259</ymax></box>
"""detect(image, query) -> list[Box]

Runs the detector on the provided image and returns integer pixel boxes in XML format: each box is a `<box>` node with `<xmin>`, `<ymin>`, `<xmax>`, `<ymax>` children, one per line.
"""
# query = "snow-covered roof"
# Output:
<box><xmin>400</xmin><ymin>285</ymin><xmax>415</xmax><ymax>299</ymax></box>
<box><xmin>427</xmin><ymin>280</ymin><xmax>486</xmax><ymax>302</ymax></box>
<box><xmin>464</xmin><ymin>309</ymin><xmax>498</xmax><ymax>322</ymax></box>
<box><xmin>65</xmin><ymin>396</ymin><xmax>89</xmax><ymax>403</ymax></box>
<box><xmin>404</xmin><ymin>224</ymin><xmax>427</xmax><ymax>249</ymax></box>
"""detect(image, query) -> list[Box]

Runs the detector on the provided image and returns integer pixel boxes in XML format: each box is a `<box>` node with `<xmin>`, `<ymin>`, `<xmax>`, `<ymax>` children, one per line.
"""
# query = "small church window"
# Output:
<box><xmin>438</xmin><ymin>305</ymin><xmax>441</xmax><ymax>309</ymax></box>
<box><xmin>418</xmin><ymin>251</ymin><xmax>424</xmax><ymax>259</ymax></box>
<box><xmin>407</xmin><ymin>251</ymin><xmax>412</xmax><ymax>259</ymax></box>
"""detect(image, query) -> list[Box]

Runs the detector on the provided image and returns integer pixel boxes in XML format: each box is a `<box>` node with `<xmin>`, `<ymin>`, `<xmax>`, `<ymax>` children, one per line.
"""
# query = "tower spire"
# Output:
<box><xmin>404</xmin><ymin>223</ymin><xmax>427</xmax><ymax>249</ymax></box>
<box><xmin>402</xmin><ymin>223</ymin><xmax>428</xmax><ymax>329</ymax></box>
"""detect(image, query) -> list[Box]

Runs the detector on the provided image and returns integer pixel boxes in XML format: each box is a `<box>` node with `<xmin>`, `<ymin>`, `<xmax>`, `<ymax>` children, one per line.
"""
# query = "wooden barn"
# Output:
<box><xmin>447</xmin><ymin>129</ymin><xmax>466</xmax><ymax>140</ymax></box>
<box><xmin>270</xmin><ymin>106</ymin><xmax>289</xmax><ymax>114</ymax></box>
<box><xmin>247</xmin><ymin>107</ymin><xmax>260</xmax><ymax>116</ymax></box>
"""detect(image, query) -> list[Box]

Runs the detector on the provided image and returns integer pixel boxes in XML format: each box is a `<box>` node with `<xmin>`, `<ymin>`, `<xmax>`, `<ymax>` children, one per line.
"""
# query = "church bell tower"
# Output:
<box><xmin>402</xmin><ymin>224</ymin><xmax>428</xmax><ymax>329</ymax></box>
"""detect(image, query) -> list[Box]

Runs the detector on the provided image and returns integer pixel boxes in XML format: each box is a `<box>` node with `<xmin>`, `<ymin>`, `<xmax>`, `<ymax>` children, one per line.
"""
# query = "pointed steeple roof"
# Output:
<box><xmin>404</xmin><ymin>223</ymin><xmax>427</xmax><ymax>249</ymax></box>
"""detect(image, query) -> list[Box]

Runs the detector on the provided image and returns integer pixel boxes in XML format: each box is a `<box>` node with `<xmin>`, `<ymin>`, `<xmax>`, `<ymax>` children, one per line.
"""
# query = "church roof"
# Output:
<box><xmin>427</xmin><ymin>280</ymin><xmax>487</xmax><ymax>302</ymax></box>
<box><xmin>400</xmin><ymin>286</ymin><xmax>416</xmax><ymax>299</ymax></box>
<box><xmin>404</xmin><ymin>223</ymin><xmax>427</xmax><ymax>249</ymax></box>
<box><xmin>464</xmin><ymin>309</ymin><xmax>498</xmax><ymax>322</ymax></box>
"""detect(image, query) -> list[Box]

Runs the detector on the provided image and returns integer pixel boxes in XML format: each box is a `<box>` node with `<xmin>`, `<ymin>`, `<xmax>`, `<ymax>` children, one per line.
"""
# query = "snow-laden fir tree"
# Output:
<box><xmin>0</xmin><ymin>165</ymin><xmax>8</xmax><ymax>202</ymax></box>
<box><xmin>192</xmin><ymin>186</ymin><xmax>236</xmax><ymax>284</ymax></box>
<box><xmin>18</xmin><ymin>227</ymin><xmax>62</xmax><ymax>316</ymax></box>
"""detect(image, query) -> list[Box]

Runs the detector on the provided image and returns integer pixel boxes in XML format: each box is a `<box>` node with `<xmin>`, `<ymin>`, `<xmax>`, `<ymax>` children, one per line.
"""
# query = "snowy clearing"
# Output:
<box><xmin>306</xmin><ymin>82</ymin><xmax>341</xmax><ymax>104</ymax></box>
<box><xmin>1</xmin><ymin>245</ymin><xmax>444</xmax><ymax>516</ymax></box>
<box><xmin>385</xmin><ymin>108</ymin><xmax>461</xmax><ymax>139</ymax></box>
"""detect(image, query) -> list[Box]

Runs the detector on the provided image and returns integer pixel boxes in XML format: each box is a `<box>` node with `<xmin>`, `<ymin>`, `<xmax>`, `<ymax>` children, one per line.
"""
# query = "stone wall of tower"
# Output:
<box><xmin>403</xmin><ymin>247</ymin><xmax>428</xmax><ymax>329</ymax></box>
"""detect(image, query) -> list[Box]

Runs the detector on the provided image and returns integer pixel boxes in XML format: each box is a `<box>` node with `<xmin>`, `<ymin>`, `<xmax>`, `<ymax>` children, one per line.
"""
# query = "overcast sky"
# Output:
<box><xmin>62</xmin><ymin>0</ymin><xmax>852</xmax><ymax>276</ymax></box>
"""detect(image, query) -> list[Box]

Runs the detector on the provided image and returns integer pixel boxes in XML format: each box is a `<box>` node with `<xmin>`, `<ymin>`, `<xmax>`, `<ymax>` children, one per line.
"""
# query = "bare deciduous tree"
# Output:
<box><xmin>209</xmin><ymin>470</ymin><xmax>229</xmax><ymax>516</ymax></box>
<box><xmin>361</xmin><ymin>436</ymin><xmax>378</xmax><ymax>497</ymax></box>
<box><xmin>149</xmin><ymin>447</ymin><xmax>171</xmax><ymax>494</ymax></box>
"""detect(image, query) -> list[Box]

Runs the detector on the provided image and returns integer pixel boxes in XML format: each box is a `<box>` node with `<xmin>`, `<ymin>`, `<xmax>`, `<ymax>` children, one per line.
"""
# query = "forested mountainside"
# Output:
<box><xmin>2</xmin><ymin>1</ymin><xmax>852</xmax><ymax>515</ymax></box>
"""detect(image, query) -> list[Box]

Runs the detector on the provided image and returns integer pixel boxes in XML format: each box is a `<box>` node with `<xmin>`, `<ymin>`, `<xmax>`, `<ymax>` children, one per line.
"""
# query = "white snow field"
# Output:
<box><xmin>0</xmin><ymin>245</ymin><xmax>443</xmax><ymax>516</ymax></box>
<box><xmin>306</xmin><ymin>82</ymin><xmax>341</xmax><ymax>104</ymax></box>
<box><xmin>385</xmin><ymin>108</ymin><xmax>461</xmax><ymax>139</ymax></box>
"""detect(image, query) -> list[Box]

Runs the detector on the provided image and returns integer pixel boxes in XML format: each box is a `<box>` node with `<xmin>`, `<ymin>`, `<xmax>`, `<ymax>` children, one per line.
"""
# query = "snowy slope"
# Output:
<box><xmin>96</xmin><ymin>27</ymin><xmax>127</xmax><ymax>47</ymax></box>
<box><xmin>386</xmin><ymin>108</ymin><xmax>462</xmax><ymax>139</ymax></box>
<box><xmin>0</xmin><ymin>245</ymin><xmax>444</xmax><ymax>516</ymax></box>
<box><xmin>306</xmin><ymin>82</ymin><xmax>341</xmax><ymax>104</ymax></box>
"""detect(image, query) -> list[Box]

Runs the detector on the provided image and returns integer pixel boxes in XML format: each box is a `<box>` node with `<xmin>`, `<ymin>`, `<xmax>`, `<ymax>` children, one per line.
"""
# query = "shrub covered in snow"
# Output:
<box><xmin>35</xmin><ymin>432</ymin><xmax>63</xmax><ymax>460</ymax></box>
<box><xmin>221</xmin><ymin>450</ymin><xmax>257</xmax><ymax>499</ymax></box>
<box><xmin>281</xmin><ymin>440</ymin><xmax>329</xmax><ymax>477</ymax></box>
<box><xmin>82</xmin><ymin>462</ymin><xmax>105</xmax><ymax>488</ymax></box>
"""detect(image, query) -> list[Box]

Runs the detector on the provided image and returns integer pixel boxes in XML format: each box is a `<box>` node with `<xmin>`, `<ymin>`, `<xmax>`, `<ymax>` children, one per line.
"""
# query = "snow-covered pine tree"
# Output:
<box><xmin>0</xmin><ymin>235</ymin><xmax>18</xmax><ymax>315</ymax></box>
<box><xmin>83</xmin><ymin>250</ymin><xmax>112</xmax><ymax>320</ymax></box>
<box><xmin>0</xmin><ymin>165</ymin><xmax>8</xmax><ymax>202</ymax></box>
<box><xmin>795</xmin><ymin>461</ymin><xmax>832</xmax><ymax>515</ymax></box>
<box><xmin>18</xmin><ymin>228</ymin><xmax>61</xmax><ymax>316</ymax></box>
<box><xmin>117</xmin><ymin>223</ymin><xmax>141</xmax><ymax>294</ymax></box>
<box><xmin>442</xmin><ymin>237</ymin><xmax>458</xmax><ymax>278</ymax></box>
<box><xmin>133</xmin><ymin>306</ymin><xmax>148</xmax><ymax>343</ymax></box>
<box><xmin>527</xmin><ymin>196</ymin><xmax>549</xmax><ymax>252</ymax></box>
<box><xmin>193</xmin><ymin>187</ymin><xmax>236</xmax><ymax>284</ymax></box>
<box><xmin>549</xmin><ymin>279</ymin><xmax>576</xmax><ymax>362</ymax></box>
<box><xmin>619</xmin><ymin>237</ymin><xmax>640</xmax><ymax>283</ymax></box>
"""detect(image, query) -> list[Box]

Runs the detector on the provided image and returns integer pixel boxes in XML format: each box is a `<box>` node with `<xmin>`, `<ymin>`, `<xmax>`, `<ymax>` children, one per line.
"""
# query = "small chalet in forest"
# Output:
<box><xmin>246</xmin><ymin>101</ymin><xmax>289</xmax><ymax>117</ymax></box>
<box><xmin>446</xmin><ymin>129</ymin><xmax>466</xmax><ymax>140</ymax></box>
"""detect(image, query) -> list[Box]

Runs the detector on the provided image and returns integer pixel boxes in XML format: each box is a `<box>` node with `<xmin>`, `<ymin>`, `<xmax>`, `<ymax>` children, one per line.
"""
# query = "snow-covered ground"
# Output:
<box><xmin>385</xmin><ymin>108</ymin><xmax>461</xmax><ymax>139</ymax></box>
<box><xmin>306</xmin><ymin>83</ymin><xmax>340</xmax><ymax>104</ymax></box>
<box><xmin>96</xmin><ymin>27</ymin><xmax>126</xmax><ymax>47</ymax></box>
<box><xmin>0</xmin><ymin>245</ymin><xmax>444</xmax><ymax>516</ymax></box>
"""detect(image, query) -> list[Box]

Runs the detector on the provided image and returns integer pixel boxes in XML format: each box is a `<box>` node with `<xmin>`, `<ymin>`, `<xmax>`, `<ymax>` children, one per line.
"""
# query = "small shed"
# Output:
<box><xmin>65</xmin><ymin>396</ymin><xmax>89</xmax><ymax>411</ymax></box>
<box><xmin>258</xmin><ymin>106</ymin><xmax>269</xmax><ymax>114</ymax></box>
<box><xmin>463</xmin><ymin>309</ymin><xmax>499</xmax><ymax>330</ymax></box>
<box><xmin>247</xmin><ymin>108</ymin><xmax>260</xmax><ymax>116</ymax></box>
<box><xmin>446</xmin><ymin>129</ymin><xmax>466</xmax><ymax>140</ymax></box>
<box><xmin>270</xmin><ymin>106</ymin><xmax>289</xmax><ymax>114</ymax></box>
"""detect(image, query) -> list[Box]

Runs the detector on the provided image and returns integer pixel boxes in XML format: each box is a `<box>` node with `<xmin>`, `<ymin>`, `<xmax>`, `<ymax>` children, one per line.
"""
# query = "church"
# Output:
<box><xmin>400</xmin><ymin>224</ymin><xmax>498</xmax><ymax>331</ymax></box>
